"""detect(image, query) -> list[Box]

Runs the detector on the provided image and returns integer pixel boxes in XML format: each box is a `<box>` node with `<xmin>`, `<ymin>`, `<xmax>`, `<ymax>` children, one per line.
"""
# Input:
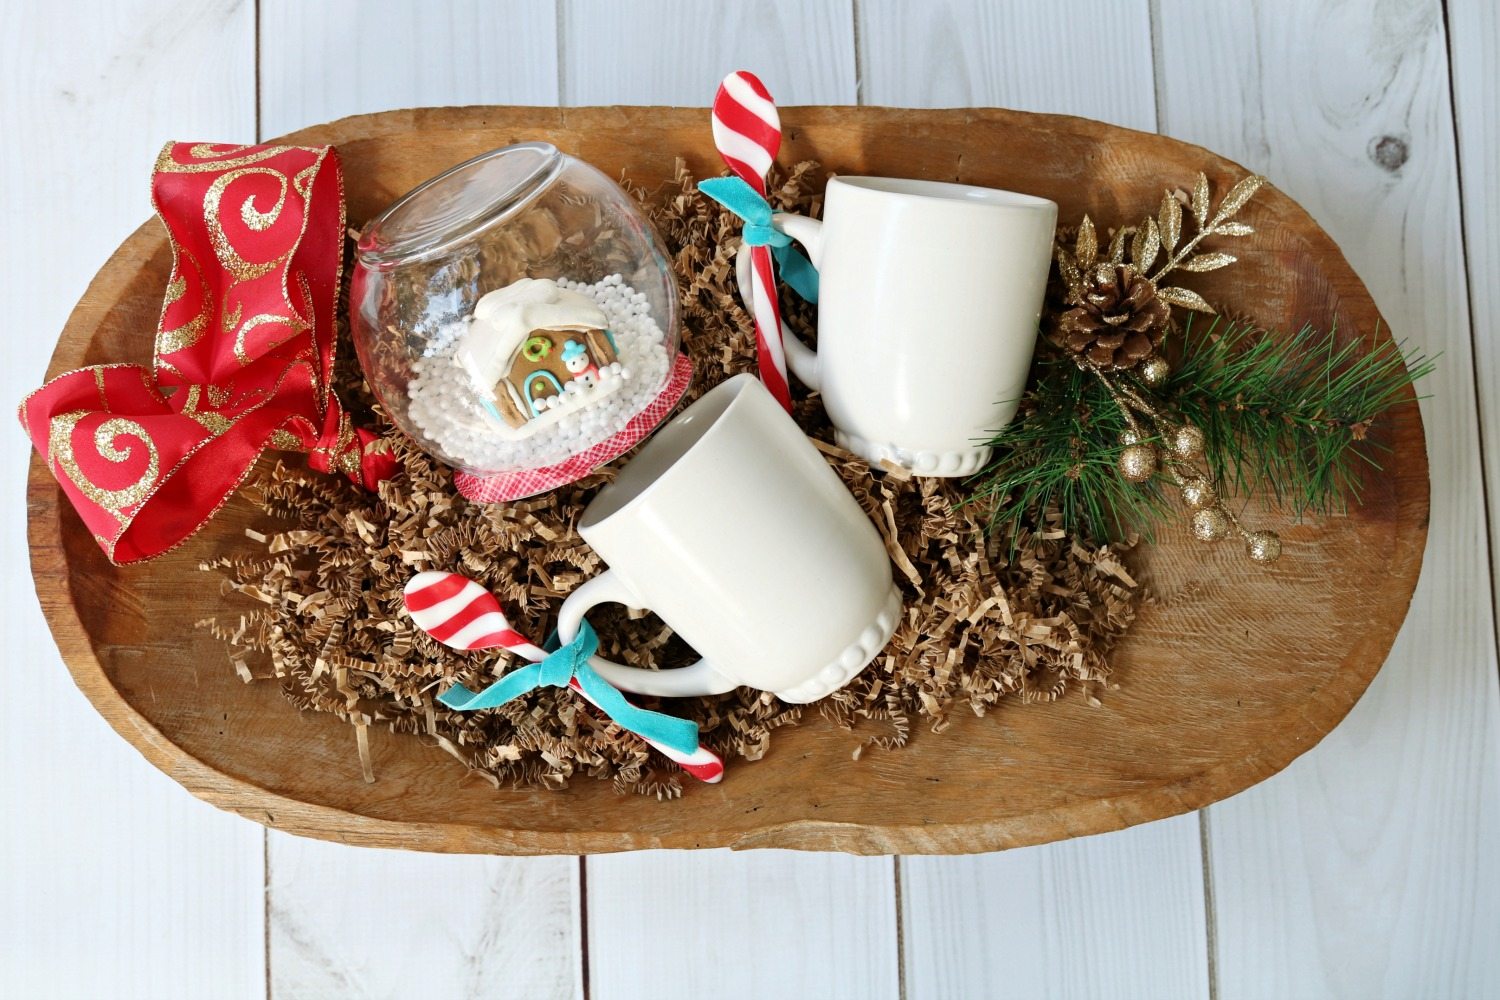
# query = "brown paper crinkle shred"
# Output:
<box><xmin>198</xmin><ymin>160</ymin><xmax>1142</xmax><ymax>797</ymax></box>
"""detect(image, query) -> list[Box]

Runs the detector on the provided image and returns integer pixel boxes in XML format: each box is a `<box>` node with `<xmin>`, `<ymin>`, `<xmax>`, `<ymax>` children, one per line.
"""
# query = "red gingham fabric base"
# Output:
<box><xmin>453</xmin><ymin>351</ymin><xmax>693</xmax><ymax>504</ymax></box>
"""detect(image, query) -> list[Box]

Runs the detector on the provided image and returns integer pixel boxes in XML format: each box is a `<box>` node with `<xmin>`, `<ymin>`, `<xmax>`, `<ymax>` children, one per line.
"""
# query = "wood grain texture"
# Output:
<box><xmin>25</xmin><ymin>105</ymin><xmax>1428</xmax><ymax>855</ymax></box>
<box><xmin>586</xmin><ymin>850</ymin><xmax>898</xmax><ymax>999</ymax></box>
<box><xmin>901</xmin><ymin>814</ymin><xmax>1210</xmax><ymax>1000</ymax></box>
<box><xmin>268</xmin><ymin>833</ymin><xmax>582</xmax><ymax>999</ymax></box>
<box><xmin>559</xmin><ymin>0</ymin><xmax>857</xmax><ymax>105</ymax></box>
<box><xmin>258</xmin><ymin>0</ymin><xmax>559</xmax><ymax>138</ymax></box>
<box><xmin>1449</xmin><ymin>0</ymin><xmax>1500</xmax><ymax>628</ymax></box>
<box><xmin>858</xmin><ymin>7</ymin><xmax>1209</xmax><ymax>995</ymax></box>
<box><xmin>856</xmin><ymin>0</ymin><xmax>1156</xmax><ymax>130</ymax></box>
<box><xmin>0</xmin><ymin>2</ymin><xmax>265</xmax><ymax>998</ymax></box>
<box><xmin>1156</xmin><ymin>1</ymin><xmax>1500</xmax><ymax>995</ymax></box>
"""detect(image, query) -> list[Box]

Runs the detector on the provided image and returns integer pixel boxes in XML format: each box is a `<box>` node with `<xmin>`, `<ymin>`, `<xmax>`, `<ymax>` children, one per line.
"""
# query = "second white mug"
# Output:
<box><xmin>556</xmin><ymin>374</ymin><xmax>901</xmax><ymax>704</ymax></box>
<box><xmin>744</xmin><ymin>175</ymin><xmax>1057</xmax><ymax>476</ymax></box>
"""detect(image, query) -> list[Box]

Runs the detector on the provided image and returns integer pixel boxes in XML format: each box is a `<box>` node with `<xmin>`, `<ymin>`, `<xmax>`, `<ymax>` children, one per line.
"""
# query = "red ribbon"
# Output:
<box><xmin>19</xmin><ymin>142</ymin><xmax>397</xmax><ymax>564</ymax></box>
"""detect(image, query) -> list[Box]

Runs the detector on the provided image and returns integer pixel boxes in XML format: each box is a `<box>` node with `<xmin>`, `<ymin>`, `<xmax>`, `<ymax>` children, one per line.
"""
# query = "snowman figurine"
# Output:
<box><xmin>562</xmin><ymin>339</ymin><xmax>601</xmax><ymax>387</ymax></box>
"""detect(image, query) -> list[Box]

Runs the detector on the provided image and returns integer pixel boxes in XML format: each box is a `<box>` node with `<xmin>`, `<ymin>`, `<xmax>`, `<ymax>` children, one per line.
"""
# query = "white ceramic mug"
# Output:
<box><xmin>745</xmin><ymin>176</ymin><xmax>1057</xmax><ymax>476</ymax></box>
<box><xmin>556</xmin><ymin>373</ymin><xmax>901</xmax><ymax>703</ymax></box>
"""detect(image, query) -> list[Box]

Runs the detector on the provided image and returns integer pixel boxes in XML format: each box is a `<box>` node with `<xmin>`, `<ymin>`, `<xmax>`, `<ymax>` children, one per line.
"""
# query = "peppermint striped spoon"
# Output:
<box><xmin>403</xmin><ymin>571</ymin><xmax>724</xmax><ymax>783</ymax></box>
<box><xmin>712</xmin><ymin>69</ymin><xmax>792</xmax><ymax>409</ymax></box>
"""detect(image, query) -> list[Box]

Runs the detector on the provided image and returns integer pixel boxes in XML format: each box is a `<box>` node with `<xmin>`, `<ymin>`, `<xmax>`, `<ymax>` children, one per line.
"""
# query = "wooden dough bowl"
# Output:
<box><xmin>27</xmin><ymin>107</ymin><xmax>1428</xmax><ymax>855</ymax></box>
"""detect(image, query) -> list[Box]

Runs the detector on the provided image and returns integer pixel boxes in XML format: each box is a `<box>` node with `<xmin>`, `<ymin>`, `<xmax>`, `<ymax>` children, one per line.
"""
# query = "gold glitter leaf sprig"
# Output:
<box><xmin>1056</xmin><ymin>172</ymin><xmax>1264</xmax><ymax>318</ymax></box>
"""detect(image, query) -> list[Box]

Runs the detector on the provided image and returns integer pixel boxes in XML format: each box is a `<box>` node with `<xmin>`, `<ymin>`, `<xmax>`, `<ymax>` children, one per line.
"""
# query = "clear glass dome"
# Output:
<box><xmin>350</xmin><ymin>143</ymin><xmax>682</xmax><ymax>496</ymax></box>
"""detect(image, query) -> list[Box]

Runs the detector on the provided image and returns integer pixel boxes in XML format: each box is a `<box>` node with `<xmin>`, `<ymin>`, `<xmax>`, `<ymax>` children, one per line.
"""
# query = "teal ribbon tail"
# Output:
<box><xmin>571</xmin><ymin>664</ymin><xmax>701</xmax><ymax>756</ymax></box>
<box><xmin>435</xmin><ymin>621</ymin><xmax>701</xmax><ymax>756</ymax></box>
<box><xmin>698</xmin><ymin>176</ymin><xmax>819</xmax><ymax>304</ymax></box>
<box><xmin>771</xmin><ymin>243</ymin><xmax>819</xmax><ymax>303</ymax></box>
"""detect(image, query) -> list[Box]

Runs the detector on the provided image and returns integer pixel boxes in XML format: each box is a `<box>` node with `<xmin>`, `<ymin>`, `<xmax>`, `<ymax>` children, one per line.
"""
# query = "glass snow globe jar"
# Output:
<box><xmin>350</xmin><ymin>142</ymin><xmax>685</xmax><ymax>501</ymax></box>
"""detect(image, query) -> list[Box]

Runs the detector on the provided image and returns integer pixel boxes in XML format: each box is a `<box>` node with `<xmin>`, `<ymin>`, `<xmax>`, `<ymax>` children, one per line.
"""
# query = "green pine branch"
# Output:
<box><xmin>970</xmin><ymin>317</ymin><xmax>1434</xmax><ymax>546</ymax></box>
<box><xmin>1167</xmin><ymin>315</ymin><xmax>1435</xmax><ymax>517</ymax></box>
<box><xmin>968</xmin><ymin>354</ymin><xmax>1168</xmax><ymax>547</ymax></box>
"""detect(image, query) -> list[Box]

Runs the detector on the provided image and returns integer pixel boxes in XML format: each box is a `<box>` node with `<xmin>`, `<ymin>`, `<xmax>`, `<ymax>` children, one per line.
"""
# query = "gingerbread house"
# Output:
<box><xmin>458</xmin><ymin>278</ymin><xmax>622</xmax><ymax>431</ymax></box>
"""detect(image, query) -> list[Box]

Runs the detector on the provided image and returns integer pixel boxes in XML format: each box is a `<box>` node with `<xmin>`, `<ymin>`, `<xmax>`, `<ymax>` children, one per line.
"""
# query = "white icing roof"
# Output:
<box><xmin>459</xmin><ymin>278</ymin><xmax>609</xmax><ymax>388</ymax></box>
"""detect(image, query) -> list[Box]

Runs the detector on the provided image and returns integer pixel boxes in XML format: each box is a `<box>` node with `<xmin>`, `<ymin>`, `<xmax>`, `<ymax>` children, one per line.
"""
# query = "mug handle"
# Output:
<box><xmin>735</xmin><ymin>213</ymin><xmax>825</xmax><ymax>390</ymax></box>
<box><xmin>556</xmin><ymin>569</ymin><xmax>740</xmax><ymax>698</ymax></box>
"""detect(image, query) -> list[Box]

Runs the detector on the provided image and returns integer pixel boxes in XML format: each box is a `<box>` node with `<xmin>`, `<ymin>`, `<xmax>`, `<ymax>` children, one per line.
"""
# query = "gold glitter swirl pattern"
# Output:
<box><xmin>269</xmin><ymin>428</ymin><xmax>303</xmax><ymax>451</ymax></box>
<box><xmin>331</xmin><ymin>415</ymin><xmax>362</xmax><ymax>475</ymax></box>
<box><xmin>47</xmin><ymin>411</ymin><xmax>160</xmax><ymax>516</ymax></box>
<box><xmin>233</xmin><ymin>313</ymin><xmax>308</xmax><ymax>366</ymax></box>
<box><xmin>204</xmin><ymin>168</ymin><xmax>288</xmax><ymax>281</ymax></box>
<box><xmin>292</xmin><ymin>162</ymin><xmax>319</xmax><ymax>199</ymax></box>
<box><xmin>294</xmin><ymin>271</ymin><xmax>326</xmax><ymax>408</ymax></box>
<box><xmin>155</xmin><ymin>247</ymin><xmax>209</xmax><ymax>355</ymax></box>
<box><xmin>154</xmin><ymin>142</ymin><xmax>296</xmax><ymax>174</ymax></box>
<box><xmin>240</xmin><ymin>183</ymin><xmax>285</xmax><ymax>231</ymax></box>
<box><xmin>184</xmin><ymin>412</ymin><xmax>232</xmax><ymax>435</ymax></box>
<box><xmin>179</xmin><ymin>386</ymin><xmax>233</xmax><ymax>435</ymax></box>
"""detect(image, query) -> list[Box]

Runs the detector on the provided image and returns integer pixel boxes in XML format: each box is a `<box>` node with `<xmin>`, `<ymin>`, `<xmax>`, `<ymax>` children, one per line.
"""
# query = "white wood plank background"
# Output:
<box><xmin>1450</xmin><ymin>0</ymin><xmax>1500</xmax><ymax>626</ymax></box>
<box><xmin>4</xmin><ymin>2</ymin><xmax>1497</xmax><ymax>998</ymax></box>
<box><xmin>267</xmin><ymin>836</ymin><xmax>583</xmax><ymax>1000</ymax></box>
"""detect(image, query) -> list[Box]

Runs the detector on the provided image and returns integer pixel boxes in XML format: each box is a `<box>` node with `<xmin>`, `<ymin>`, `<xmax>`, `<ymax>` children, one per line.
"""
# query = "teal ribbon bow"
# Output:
<box><xmin>698</xmin><ymin>176</ymin><xmax>820</xmax><ymax>303</ymax></box>
<box><xmin>436</xmin><ymin>621</ymin><xmax>701</xmax><ymax>756</ymax></box>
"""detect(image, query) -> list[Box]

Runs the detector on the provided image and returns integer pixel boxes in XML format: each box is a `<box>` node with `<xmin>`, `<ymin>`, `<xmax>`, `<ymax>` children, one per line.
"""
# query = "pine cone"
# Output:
<box><xmin>1052</xmin><ymin>264</ymin><xmax>1170</xmax><ymax>369</ymax></box>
